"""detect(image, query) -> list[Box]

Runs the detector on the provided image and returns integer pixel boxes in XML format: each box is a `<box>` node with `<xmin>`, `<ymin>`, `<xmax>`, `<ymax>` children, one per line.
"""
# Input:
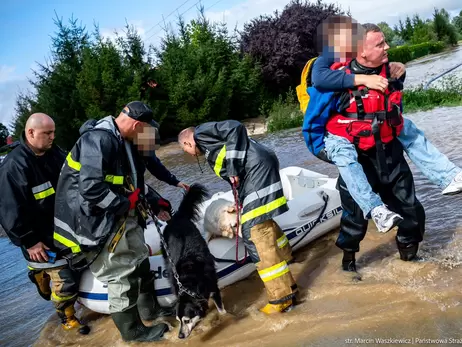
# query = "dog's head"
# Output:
<box><xmin>176</xmin><ymin>296</ymin><xmax>208</xmax><ymax>339</ymax></box>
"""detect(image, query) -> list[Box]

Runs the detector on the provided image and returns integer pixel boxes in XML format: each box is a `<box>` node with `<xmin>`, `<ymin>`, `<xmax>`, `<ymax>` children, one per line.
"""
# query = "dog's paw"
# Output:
<box><xmin>217</xmin><ymin>307</ymin><xmax>227</xmax><ymax>315</ymax></box>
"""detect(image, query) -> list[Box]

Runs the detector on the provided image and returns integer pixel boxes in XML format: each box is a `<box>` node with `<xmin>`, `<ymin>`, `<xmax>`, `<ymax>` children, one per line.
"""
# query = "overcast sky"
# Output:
<box><xmin>1</xmin><ymin>0</ymin><xmax>461</xmax><ymax>128</ymax></box>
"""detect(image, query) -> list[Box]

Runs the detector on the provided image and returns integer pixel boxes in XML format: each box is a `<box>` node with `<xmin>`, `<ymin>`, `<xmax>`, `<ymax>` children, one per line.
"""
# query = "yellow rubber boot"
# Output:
<box><xmin>57</xmin><ymin>305</ymin><xmax>91</xmax><ymax>335</ymax></box>
<box><xmin>259</xmin><ymin>299</ymin><xmax>294</xmax><ymax>315</ymax></box>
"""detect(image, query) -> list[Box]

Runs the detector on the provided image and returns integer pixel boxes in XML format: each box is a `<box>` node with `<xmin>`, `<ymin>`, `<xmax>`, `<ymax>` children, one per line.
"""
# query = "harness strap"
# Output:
<box><xmin>344</xmin><ymin>111</ymin><xmax>386</xmax><ymax>121</ymax></box>
<box><xmin>351</xmin><ymin>90</ymin><xmax>366</xmax><ymax>147</ymax></box>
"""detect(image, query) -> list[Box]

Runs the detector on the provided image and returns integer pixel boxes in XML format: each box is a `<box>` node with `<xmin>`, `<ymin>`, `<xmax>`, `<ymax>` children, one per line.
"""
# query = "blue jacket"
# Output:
<box><xmin>302</xmin><ymin>55</ymin><xmax>348</xmax><ymax>157</ymax></box>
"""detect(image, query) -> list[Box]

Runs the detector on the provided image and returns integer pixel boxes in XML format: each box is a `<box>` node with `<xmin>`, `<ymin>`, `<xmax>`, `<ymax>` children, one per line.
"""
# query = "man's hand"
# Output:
<box><xmin>230</xmin><ymin>176</ymin><xmax>239</xmax><ymax>187</ymax></box>
<box><xmin>356</xmin><ymin>74</ymin><xmax>388</xmax><ymax>92</ymax></box>
<box><xmin>27</xmin><ymin>242</ymin><xmax>50</xmax><ymax>263</ymax></box>
<box><xmin>177</xmin><ymin>182</ymin><xmax>190</xmax><ymax>191</ymax></box>
<box><xmin>389</xmin><ymin>62</ymin><xmax>406</xmax><ymax>79</ymax></box>
<box><xmin>157</xmin><ymin>210</ymin><xmax>171</xmax><ymax>222</ymax></box>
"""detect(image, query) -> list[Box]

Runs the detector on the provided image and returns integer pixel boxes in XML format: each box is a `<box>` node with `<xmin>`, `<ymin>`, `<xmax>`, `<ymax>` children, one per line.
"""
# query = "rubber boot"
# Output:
<box><xmin>138</xmin><ymin>268</ymin><xmax>175</xmax><ymax>320</ymax></box>
<box><xmin>342</xmin><ymin>251</ymin><xmax>362</xmax><ymax>281</ymax></box>
<box><xmin>137</xmin><ymin>292</ymin><xmax>175</xmax><ymax>320</ymax></box>
<box><xmin>342</xmin><ymin>251</ymin><xmax>357</xmax><ymax>272</ymax></box>
<box><xmin>56</xmin><ymin>305</ymin><xmax>91</xmax><ymax>335</ymax></box>
<box><xmin>111</xmin><ymin>306</ymin><xmax>169</xmax><ymax>342</ymax></box>
<box><xmin>396</xmin><ymin>240</ymin><xmax>419</xmax><ymax>261</ymax></box>
<box><xmin>259</xmin><ymin>299</ymin><xmax>295</xmax><ymax>314</ymax></box>
<box><xmin>28</xmin><ymin>270</ymin><xmax>51</xmax><ymax>301</ymax></box>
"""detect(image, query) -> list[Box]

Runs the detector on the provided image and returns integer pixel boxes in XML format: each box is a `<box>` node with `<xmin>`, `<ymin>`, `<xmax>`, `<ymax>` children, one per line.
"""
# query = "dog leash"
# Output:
<box><xmin>232</xmin><ymin>181</ymin><xmax>247</xmax><ymax>264</ymax></box>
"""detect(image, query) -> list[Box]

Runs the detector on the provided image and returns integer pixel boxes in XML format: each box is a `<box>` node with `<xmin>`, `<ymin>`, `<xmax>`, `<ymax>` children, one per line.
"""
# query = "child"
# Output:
<box><xmin>308</xmin><ymin>16</ymin><xmax>462</xmax><ymax>233</ymax></box>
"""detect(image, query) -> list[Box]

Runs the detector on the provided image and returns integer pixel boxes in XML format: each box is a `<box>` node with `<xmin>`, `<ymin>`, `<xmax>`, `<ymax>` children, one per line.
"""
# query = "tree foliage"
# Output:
<box><xmin>240</xmin><ymin>0</ymin><xmax>345</xmax><ymax>96</ymax></box>
<box><xmin>151</xmin><ymin>10</ymin><xmax>265</xmax><ymax>137</ymax></box>
<box><xmin>9</xmin><ymin>2</ymin><xmax>461</xmax><ymax>145</ymax></box>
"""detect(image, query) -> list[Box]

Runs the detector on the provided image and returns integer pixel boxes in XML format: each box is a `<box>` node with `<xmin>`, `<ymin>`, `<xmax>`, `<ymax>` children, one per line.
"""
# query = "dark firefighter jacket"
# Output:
<box><xmin>53</xmin><ymin>116</ymin><xmax>162</xmax><ymax>255</ymax></box>
<box><xmin>0</xmin><ymin>132</ymin><xmax>66</xmax><ymax>260</ymax></box>
<box><xmin>194</xmin><ymin>120</ymin><xmax>288</xmax><ymax>231</ymax></box>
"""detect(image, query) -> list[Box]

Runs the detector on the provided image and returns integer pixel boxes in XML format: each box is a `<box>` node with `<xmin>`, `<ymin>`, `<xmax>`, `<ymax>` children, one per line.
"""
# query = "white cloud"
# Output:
<box><xmin>205</xmin><ymin>0</ymin><xmax>462</xmax><ymax>30</ymax></box>
<box><xmin>0</xmin><ymin>66</ymin><xmax>21</xmax><ymax>84</ymax></box>
<box><xmin>100</xmin><ymin>20</ymin><xmax>149</xmax><ymax>42</ymax></box>
<box><xmin>0</xmin><ymin>65</ymin><xmax>31</xmax><ymax>127</ymax></box>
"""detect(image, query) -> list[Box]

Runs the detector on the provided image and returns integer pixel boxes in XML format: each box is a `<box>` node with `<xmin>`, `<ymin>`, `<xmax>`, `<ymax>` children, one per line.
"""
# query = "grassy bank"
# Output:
<box><xmin>266</xmin><ymin>77</ymin><xmax>462</xmax><ymax>132</ymax></box>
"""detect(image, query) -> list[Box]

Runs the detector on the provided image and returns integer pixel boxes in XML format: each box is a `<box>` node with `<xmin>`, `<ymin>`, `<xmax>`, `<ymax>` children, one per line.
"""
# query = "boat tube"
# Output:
<box><xmin>78</xmin><ymin>166</ymin><xmax>342</xmax><ymax>314</ymax></box>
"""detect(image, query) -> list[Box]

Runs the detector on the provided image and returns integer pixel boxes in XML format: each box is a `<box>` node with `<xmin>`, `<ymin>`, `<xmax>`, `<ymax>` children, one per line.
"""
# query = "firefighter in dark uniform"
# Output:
<box><xmin>178</xmin><ymin>120</ymin><xmax>298</xmax><ymax>314</ymax></box>
<box><xmin>0</xmin><ymin>113</ymin><xmax>90</xmax><ymax>334</ymax></box>
<box><xmin>53</xmin><ymin>102</ymin><xmax>175</xmax><ymax>342</ymax></box>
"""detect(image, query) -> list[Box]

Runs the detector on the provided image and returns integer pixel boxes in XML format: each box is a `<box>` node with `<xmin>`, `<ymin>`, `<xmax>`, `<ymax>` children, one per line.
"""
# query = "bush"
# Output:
<box><xmin>388</xmin><ymin>41</ymin><xmax>446</xmax><ymax>63</ymax></box>
<box><xmin>266</xmin><ymin>90</ymin><xmax>302</xmax><ymax>132</ymax></box>
<box><xmin>240</xmin><ymin>0</ymin><xmax>345</xmax><ymax>97</ymax></box>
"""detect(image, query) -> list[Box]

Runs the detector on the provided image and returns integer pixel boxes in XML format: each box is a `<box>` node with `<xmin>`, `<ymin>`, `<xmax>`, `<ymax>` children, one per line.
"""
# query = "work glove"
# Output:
<box><xmin>128</xmin><ymin>188</ymin><xmax>141</xmax><ymax>210</ymax></box>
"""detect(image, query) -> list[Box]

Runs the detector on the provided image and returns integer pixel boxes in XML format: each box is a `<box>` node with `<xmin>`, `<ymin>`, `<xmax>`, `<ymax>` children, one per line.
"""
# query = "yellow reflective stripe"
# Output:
<box><xmin>51</xmin><ymin>292</ymin><xmax>76</xmax><ymax>302</ymax></box>
<box><xmin>66</xmin><ymin>152</ymin><xmax>81</xmax><ymax>171</ymax></box>
<box><xmin>277</xmin><ymin>234</ymin><xmax>289</xmax><ymax>249</ymax></box>
<box><xmin>258</xmin><ymin>261</ymin><xmax>289</xmax><ymax>282</ymax></box>
<box><xmin>241</xmin><ymin>196</ymin><xmax>287</xmax><ymax>224</ymax></box>
<box><xmin>27</xmin><ymin>266</ymin><xmax>34</xmax><ymax>270</ymax></box>
<box><xmin>53</xmin><ymin>232</ymin><xmax>81</xmax><ymax>253</ymax></box>
<box><xmin>213</xmin><ymin>145</ymin><xmax>226</xmax><ymax>177</ymax></box>
<box><xmin>34</xmin><ymin>187</ymin><xmax>55</xmax><ymax>200</ymax></box>
<box><xmin>104</xmin><ymin>175</ymin><xmax>124</xmax><ymax>185</ymax></box>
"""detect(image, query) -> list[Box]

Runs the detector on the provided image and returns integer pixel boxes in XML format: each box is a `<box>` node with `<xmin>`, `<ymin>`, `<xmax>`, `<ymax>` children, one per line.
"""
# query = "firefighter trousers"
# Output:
<box><xmin>27</xmin><ymin>264</ymin><xmax>80</xmax><ymax>311</ymax></box>
<box><xmin>242</xmin><ymin>219</ymin><xmax>297</xmax><ymax>304</ymax></box>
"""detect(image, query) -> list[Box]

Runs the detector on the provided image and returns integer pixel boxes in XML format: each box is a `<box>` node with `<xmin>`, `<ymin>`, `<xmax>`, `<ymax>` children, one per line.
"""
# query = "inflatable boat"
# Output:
<box><xmin>78</xmin><ymin>166</ymin><xmax>342</xmax><ymax>314</ymax></box>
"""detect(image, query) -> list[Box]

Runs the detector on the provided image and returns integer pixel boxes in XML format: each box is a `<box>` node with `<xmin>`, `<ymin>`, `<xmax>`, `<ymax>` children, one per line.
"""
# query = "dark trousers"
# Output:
<box><xmin>335</xmin><ymin>138</ymin><xmax>426</xmax><ymax>253</ymax></box>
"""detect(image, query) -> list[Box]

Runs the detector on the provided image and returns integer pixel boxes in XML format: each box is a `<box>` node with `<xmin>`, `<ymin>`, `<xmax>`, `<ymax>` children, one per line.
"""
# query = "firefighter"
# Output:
<box><xmin>178</xmin><ymin>120</ymin><xmax>297</xmax><ymax>314</ymax></box>
<box><xmin>0</xmin><ymin>113</ymin><xmax>89</xmax><ymax>334</ymax></box>
<box><xmin>53</xmin><ymin>102</ymin><xmax>174</xmax><ymax>342</ymax></box>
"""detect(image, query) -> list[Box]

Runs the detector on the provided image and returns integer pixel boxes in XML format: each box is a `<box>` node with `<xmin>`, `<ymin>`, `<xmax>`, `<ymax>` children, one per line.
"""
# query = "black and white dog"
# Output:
<box><xmin>161</xmin><ymin>183</ymin><xmax>226</xmax><ymax>339</ymax></box>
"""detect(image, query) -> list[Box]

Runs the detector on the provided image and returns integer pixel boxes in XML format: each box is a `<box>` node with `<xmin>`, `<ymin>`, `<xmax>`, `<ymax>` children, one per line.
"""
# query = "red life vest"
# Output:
<box><xmin>325</xmin><ymin>62</ymin><xmax>404</xmax><ymax>151</ymax></box>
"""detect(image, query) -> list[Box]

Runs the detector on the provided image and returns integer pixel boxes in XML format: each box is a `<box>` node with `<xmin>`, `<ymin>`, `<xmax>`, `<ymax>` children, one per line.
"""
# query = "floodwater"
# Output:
<box><xmin>1</xmin><ymin>46</ymin><xmax>462</xmax><ymax>347</ymax></box>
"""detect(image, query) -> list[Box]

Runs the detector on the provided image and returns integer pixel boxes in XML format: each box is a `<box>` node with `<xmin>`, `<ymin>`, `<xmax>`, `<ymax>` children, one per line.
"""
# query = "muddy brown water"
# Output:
<box><xmin>1</xmin><ymin>47</ymin><xmax>462</xmax><ymax>347</ymax></box>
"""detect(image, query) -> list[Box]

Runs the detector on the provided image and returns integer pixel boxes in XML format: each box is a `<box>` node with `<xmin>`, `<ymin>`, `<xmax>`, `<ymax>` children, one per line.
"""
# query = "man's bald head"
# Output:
<box><xmin>25</xmin><ymin>113</ymin><xmax>55</xmax><ymax>132</ymax></box>
<box><xmin>25</xmin><ymin>113</ymin><xmax>56</xmax><ymax>155</ymax></box>
<box><xmin>178</xmin><ymin>127</ymin><xmax>199</xmax><ymax>156</ymax></box>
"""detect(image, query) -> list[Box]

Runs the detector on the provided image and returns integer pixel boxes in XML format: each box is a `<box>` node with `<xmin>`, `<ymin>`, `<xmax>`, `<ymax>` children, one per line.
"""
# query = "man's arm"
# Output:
<box><xmin>144</xmin><ymin>154</ymin><xmax>180</xmax><ymax>187</ymax></box>
<box><xmin>0</xmin><ymin>165</ymin><xmax>38</xmax><ymax>248</ymax></box>
<box><xmin>196</xmin><ymin>120</ymin><xmax>249</xmax><ymax>177</ymax></box>
<box><xmin>311</xmin><ymin>56</ymin><xmax>356</xmax><ymax>90</ymax></box>
<box><xmin>312</xmin><ymin>56</ymin><xmax>390</xmax><ymax>92</ymax></box>
<box><xmin>78</xmin><ymin>133</ymin><xmax>130</xmax><ymax>215</ymax></box>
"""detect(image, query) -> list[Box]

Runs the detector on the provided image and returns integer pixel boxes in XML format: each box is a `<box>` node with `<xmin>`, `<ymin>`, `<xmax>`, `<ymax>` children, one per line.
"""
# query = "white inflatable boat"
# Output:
<box><xmin>78</xmin><ymin>167</ymin><xmax>342</xmax><ymax>314</ymax></box>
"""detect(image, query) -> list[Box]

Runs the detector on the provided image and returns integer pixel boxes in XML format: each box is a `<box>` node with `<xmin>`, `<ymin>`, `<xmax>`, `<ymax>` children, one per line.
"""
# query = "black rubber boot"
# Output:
<box><xmin>137</xmin><ymin>259</ymin><xmax>175</xmax><ymax>320</ymax></box>
<box><xmin>137</xmin><ymin>292</ymin><xmax>176</xmax><ymax>320</ymax></box>
<box><xmin>342</xmin><ymin>251</ymin><xmax>362</xmax><ymax>281</ymax></box>
<box><xmin>396</xmin><ymin>240</ymin><xmax>419</xmax><ymax>261</ymax></box>
<box><xmin>111</xmin><ymin>306</ymin><xmax>169</xmax><ymax>342</ymax></box>
<box><xmin>342</xmin><ymin>251</ymin><xmax>357</xmax><ymax>272</ymax></box>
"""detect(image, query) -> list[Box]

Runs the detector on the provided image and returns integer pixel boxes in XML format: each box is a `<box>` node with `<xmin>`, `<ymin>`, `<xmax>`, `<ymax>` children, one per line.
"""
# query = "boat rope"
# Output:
<box><xmin>424</xmin><ymin>62</ymin><xmax>462</xmax><ymax>90</ymax></box>
<box><xmin>232</xmin><ymin>181</ymin><xmax>247</xmax><ymax>264</ymax></box>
